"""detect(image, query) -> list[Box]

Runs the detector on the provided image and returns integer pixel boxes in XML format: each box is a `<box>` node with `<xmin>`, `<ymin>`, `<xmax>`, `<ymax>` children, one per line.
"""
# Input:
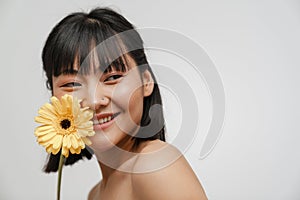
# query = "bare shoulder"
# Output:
<box><xmin>87</xmin><ymin>181</ymin><xmax>100</xmax><ymax>200</ymax></box>
<box><xmin>132</xmin><ymin>140</ymin><xmax>208</xmax><ymax>200</ymax></box>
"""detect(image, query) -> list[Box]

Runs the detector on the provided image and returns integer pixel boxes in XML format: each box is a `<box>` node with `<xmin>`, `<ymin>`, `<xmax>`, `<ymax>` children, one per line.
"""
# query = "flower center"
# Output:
<box><xmin>60</xmin><ymin>119</ymin><xmax>71</xmax><ymax>130</ymax></box>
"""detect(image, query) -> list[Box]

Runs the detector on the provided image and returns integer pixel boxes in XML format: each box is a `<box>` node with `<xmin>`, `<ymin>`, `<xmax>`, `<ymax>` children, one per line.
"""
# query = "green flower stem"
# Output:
<box><xmin>57</xmin><ymin>152</ymin><xmax>65</xmax><ymax>200</ymax></box>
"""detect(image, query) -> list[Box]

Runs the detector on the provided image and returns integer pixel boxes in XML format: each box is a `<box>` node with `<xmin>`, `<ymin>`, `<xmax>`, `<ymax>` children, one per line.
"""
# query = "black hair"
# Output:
<box><xmin>41</xmin><ymin>7</ymin><xmax>166</xmax><ymax>173</ymax></box>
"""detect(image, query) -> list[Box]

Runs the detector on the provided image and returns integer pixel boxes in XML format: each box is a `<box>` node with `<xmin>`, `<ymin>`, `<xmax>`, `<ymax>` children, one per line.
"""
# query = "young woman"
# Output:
<box><xmin>41</xmin><ymin>7</ymin><xmax>207</xmax><ymax>200</ymax></box>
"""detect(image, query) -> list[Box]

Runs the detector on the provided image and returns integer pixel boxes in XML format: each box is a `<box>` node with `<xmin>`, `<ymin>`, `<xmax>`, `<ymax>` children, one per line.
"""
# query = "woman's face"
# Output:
<box><xmin>52</xmin><ymin>55</ymin><xmax>154</xmax><ymax>152</ymax></box>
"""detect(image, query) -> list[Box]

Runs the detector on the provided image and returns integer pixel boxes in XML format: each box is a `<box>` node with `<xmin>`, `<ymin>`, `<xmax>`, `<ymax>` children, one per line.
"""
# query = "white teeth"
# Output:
<box><xmin>95</xmin><ymin>116</ymin><xmax>113</xmax><ymax>125</ymax></box>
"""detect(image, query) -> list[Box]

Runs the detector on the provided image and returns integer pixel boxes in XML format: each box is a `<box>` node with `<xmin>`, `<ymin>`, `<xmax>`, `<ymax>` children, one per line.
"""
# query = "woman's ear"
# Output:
<box><xmin>142</xmin><ymin>70</ymin><xmax>154</xmax><ymax>97</ymax></box>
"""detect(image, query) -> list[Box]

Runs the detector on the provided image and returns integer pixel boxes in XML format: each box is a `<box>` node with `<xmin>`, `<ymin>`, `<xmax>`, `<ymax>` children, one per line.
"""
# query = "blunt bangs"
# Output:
<box><xmin>42</xmin><ymin>13</ymin><xmax>130</xmax><ymax>89</ymax></box>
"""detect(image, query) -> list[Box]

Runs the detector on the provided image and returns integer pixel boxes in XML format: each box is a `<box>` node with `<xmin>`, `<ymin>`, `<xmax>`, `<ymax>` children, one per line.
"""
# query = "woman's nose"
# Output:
<box><xmin>81</xmin><ymin>83</ymin><xmax>109</xmax><ymax>111</ymax></box>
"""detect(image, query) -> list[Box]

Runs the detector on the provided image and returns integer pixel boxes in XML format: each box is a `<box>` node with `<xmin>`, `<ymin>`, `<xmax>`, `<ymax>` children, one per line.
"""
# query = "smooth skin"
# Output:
<box><xmin>88</xmin><ymin>140</ymin><xmax>208</xmax><ymax>200</ymax></box>
<box><xmin>52</xmin><ymin>54</ymin><xmax>207</xmax><ymax>200</ymax></box>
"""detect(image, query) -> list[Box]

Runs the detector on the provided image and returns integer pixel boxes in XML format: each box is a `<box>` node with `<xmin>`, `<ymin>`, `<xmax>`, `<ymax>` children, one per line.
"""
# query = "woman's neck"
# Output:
<box><xmin>94</xmin><ymin>136</ymin><xmax>141</xmax><ymax>183</ymax></box>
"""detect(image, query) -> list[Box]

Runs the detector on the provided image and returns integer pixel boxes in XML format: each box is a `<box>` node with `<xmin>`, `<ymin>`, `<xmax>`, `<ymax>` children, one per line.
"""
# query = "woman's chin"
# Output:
<box><xmin>88</xmin><ymin>133</ymin><xmax>117</xmax><ymax>153</ymax></box>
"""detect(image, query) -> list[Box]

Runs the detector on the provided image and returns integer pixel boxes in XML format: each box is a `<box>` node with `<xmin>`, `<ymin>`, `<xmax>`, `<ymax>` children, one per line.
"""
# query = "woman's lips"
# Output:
<box><xmin>93</xmin><ymin>112</ymin><xmax>120</xmax><ymax>131</ymax></box>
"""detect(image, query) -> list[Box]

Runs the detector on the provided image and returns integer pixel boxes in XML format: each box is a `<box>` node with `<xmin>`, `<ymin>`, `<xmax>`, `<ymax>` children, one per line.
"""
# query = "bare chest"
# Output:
<box><xmin>92</xmin><ymin>177</ymin><xmax>136</xmax><ymax>200</ymax></box>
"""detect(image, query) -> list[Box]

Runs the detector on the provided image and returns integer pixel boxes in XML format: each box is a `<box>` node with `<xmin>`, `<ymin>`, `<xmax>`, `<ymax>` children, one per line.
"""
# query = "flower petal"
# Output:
<box><xmin>46</xmin><ymin>145</ymin><xmax>53</xmax><ymax>154</ymax></box>
<box><xmin>35</xmin><ymin>116</ymin><xmax>53</xmax><ymax>125</ymax></box>
<box><xmin>62</xmin><ymin>135</ymin><xmax>69</xmax><ymax>148</ymax></box>
<box><xmin>37</xmin><ymin>131</ymin><xmax>56</xmax><ymax>143</ymax></box>
<box><xmin>62</xmin><ymin>146</ymin><xmax>69</xmax><ymax>157</ymax></box>
<box><xmin>70</xmin><ymin>146</ymin><xmax>81</xmax><ymax>154</ymax></box>
<box><xmin>72</xmin><ymin>96</ymin><xmax>80</xmax><ymax>116</ymax></box>
<box><xmin>38</xmin><ymin>104</ymin><xmax>57</xmax><ymax>120</ymax></box>
<box><xmin>76</xmin><ymin>129</ymin><xmax>89</xmax><ymax>137</ymax></box>
<box><xmin>41</xmin><ymin>103</ymin><xmax>58</xmax><ymax>116</ymax></box>
<box><xmin>52</xmin><ymin>147</ymin><xmax>61</xmax><ymax>155</ymax></box>
<box><xmin>52</xmin><ymin>135</ymin><xmax>63</xmax><ymax>150</ymax></box>
<box><xmin>50</xmin><ymin>96</ymin><xmax>62</xmax><ymax>114</ymax></box>
<box><xmin>66</xmin><ymin>135</ymin><xmax>72</xmax><ymax>149</ymax></box>
<box><xmin>34</xmin><ymin>125</ymin><xmax>55</xmax><ymax>137</ymax></box>
<box><xmin>77</xmin><ymin>121</ymin><xmax>93</xmax><ymax>129</ymax></box>
<box><xmin>81</xmin><ymin>137</ymin><xmax>92</xmax><ymax>145</ymax></box>
<box><xmin>78</xmin><ymin>139</ymin><xmax>85</xmax><ymax>149</ymax></box>
<box><xmin>89</xmin><ymin>131</ymin><xmax>95</xmax><ymax>136</ymax></box>
<box><xmin>38</xmin><ymin>140</ymin><xmax>51</xmax><ymax>147</ymax></box>
<box><xmin>75</xmin><ymin>110</ymin><xmax>93</xmax><ymax>124</ymax></box>
<box><xmin>69</xmin><ymin>134</ymin><xmax>78</xmax><ymax>149</ymax></box>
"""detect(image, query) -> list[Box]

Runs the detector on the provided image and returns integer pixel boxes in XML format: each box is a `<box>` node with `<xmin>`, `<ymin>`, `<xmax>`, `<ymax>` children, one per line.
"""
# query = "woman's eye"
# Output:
<box><xmin>61</xmin><ymin>82</ymin><xmax>82</xmax><ymax>88</ymax></box>
<box><xmin>104</xmin><ymin>74</ymin><xmax>123</xmax><ymax>82</ymax></box>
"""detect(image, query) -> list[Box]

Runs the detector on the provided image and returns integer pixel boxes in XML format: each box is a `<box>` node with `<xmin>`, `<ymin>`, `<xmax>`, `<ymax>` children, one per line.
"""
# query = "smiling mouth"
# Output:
<box><xmin>93</xmin><ymin>112</ymin><xmax>120</xmax><ymax>125</ymax></box>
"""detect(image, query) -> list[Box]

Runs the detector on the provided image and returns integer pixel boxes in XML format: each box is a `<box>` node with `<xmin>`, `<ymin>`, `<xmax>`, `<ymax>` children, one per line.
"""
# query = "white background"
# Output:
<box><xmin>1</xmin><ymin>0</ymin><xmax>300</xmax><ymax>199</ymax></box>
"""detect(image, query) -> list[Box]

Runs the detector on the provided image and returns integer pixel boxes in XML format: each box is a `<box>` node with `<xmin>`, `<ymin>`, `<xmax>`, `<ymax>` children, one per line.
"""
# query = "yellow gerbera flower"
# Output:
<box><xmin>34</xmin><ymin>94</ymin><xmax>95</xmax><ymax>157</ymax></box>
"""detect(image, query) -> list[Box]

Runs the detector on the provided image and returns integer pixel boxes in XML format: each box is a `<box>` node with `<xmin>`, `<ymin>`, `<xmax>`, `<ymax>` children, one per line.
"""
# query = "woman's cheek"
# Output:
<box><xmin>113</xmin><ymin>70</ymin><xmax>143</xmax><ymax>112</ymax></box>
<box><xmin>52</xmin><ymin>89</ymin><xmax>64</xmax><ymax>99</ymax></box>
<box><xmin>112</xmin><ymin>75</ymin><xmax>144</xmax><ymax>133</ymax></box>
